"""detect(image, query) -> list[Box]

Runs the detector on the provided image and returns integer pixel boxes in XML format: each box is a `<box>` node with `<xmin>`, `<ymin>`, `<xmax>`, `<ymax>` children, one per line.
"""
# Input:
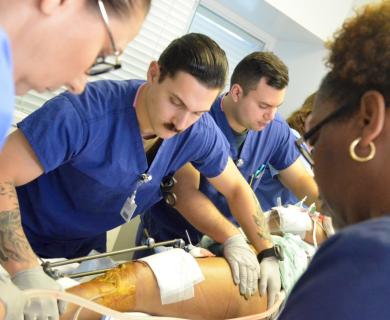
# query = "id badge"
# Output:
<box><xmin>120</xmin><ymin>193</ymin><xmax>137</xmax><ymax>223</ymax></box>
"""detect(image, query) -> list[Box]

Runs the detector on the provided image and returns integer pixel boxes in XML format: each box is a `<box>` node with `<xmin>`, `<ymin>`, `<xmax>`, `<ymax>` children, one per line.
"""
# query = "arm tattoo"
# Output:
<box><xmin>0</xmin><ymin>181</ymin><xmax>19</xmax><ymax>209</ymax></box>
<box><xmin>251</xmin><ymin>190</ymin><xmax>272</xmax><ymax>243</ymax></box>
<box><xmin>0</xmin><ymin>182</ymin><xmax>36</xmax><ymax>264</ymax></box>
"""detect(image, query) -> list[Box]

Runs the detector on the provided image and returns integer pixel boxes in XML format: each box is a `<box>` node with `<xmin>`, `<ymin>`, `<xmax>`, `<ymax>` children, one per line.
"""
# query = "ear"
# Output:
<box><xmin>230</xmin><ymin>84</ymin><xmax>243</xmax><ymax>103</ymax></box>
<box><xmin>38</xmin><ymin>0</ymin><xmax>65</xmax><ymax>15</ymax></box>
<box><xmin>146</xmin><ymin>61</ymin><xmax>160</xmax><ymax>84</ymax></box>
<box><xmin>359</xmin><ymin>90</ymin><xmax>386</xmax><ymax>146</ymax></box>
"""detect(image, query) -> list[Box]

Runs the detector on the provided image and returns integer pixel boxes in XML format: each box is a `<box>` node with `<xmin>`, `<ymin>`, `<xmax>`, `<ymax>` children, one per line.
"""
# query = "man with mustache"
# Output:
<box><xmin>137</xmin><ymin>51</ymin><xmax>320</xmax><ymax>310</ymax></box>
<box><xmin>0</xmin><ymin>33</ymin><xmax>275</xmax><ymax>307</ymax></box>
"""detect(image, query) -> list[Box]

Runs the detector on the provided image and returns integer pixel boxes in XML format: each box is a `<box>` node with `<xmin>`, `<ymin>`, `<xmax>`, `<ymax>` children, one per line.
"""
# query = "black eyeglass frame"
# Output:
<box><xmin>86</xmin><ymin>0</ymin><xmax>122</xmax><ymax>76</ymax></box>
<box><xmin>295</xmin><ymin>103</ymin><xmax>352</xmax><ymax>166</ymax></box>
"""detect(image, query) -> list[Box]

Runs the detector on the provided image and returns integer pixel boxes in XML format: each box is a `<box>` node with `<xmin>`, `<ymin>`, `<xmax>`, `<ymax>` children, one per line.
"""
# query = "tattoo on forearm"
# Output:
<box><xmin>251</xmin><ymin>190</ymin><xmax>272</xmax><ymax>242</ymax></box>
<box><xmin>0</xmin><ymin>182</ymin><xmax>36</xmax><ymax>264</ymax></box>
<box><xmin>0</xmin><ymin>181</ymin><xmax>19</xmax><ymax>210</ymax></box>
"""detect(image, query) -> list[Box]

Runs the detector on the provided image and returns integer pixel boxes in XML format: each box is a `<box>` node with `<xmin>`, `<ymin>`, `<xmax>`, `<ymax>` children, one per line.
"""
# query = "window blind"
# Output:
<box><xmin>14</xmin><ymin>0</ymin><xmax>198</xmax><ymax>119</ymax></box>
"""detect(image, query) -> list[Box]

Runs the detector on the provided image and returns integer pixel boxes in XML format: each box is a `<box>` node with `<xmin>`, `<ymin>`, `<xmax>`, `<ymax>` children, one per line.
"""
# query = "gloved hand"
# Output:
<box><xmin>258</xmin><ymin>256</ymin><xmax>281</xmax><ymax>310</ymax></box>
<box><xmin>12</xmin><ymin>267</ymin><xmax>66</xmax><ymax>320</ymax></box>
<box><xmin>223</xmin><ymin>234</ymin><xmax>260</xmax><ymax>298</ymax></box>
<box><xmin>0</xmin><ymin>275</ymin><xmax>26</xmax><ymax>320</ymax></box>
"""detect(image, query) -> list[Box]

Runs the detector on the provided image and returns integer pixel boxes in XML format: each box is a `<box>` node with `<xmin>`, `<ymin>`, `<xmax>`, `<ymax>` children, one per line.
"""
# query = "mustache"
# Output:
<box><xmin>163</xmin><ymin>123</ymin><xmax>182</xmax><ymax>133</ymax></box>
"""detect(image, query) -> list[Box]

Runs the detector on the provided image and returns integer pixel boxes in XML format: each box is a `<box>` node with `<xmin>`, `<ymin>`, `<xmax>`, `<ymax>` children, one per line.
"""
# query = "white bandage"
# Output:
<box><xmin>270</xmin><ymin>205</ymin><xmax>312</xmax><ymax>239</ymax></box>
<box><xmin>139</xmin><ymin>248</ymin><xmax>204</xmax><ymax>304</ymax></box>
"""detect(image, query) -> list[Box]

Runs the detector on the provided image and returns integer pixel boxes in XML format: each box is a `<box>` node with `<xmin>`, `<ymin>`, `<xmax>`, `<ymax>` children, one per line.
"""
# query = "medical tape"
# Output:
<box><xmin>139</xmin><ymin>248</ymin><xmax>204</xmax><ymax>305</ymax></box>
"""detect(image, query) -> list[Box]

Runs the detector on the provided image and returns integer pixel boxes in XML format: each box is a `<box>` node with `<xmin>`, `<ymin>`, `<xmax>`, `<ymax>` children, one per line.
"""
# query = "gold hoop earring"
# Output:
<box><xmin>349</xmin><ymin>137</ymin><xmax>376</xmax><ymax>162</ymax></box>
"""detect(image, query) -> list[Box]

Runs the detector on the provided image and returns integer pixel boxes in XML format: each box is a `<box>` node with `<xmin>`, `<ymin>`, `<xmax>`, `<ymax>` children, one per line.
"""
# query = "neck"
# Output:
<box><xmin>222</xmin><ymin>94</ymin><xmax>247</xmax><ymax>133</ymax></box>
<box><xmin>135</xmin><ymin>84</ymin><xmax>156</xmax><ymax>138</ymax></box>
<box><xmin>0</xmin><ymin>3</ymin><xmax>33</xmax><ymax>85</ymax></box>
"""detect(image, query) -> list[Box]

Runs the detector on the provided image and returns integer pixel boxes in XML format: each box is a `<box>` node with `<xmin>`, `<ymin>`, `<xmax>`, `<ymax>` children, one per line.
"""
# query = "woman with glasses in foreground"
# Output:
<box><xmin>279</xmin><ymin>1</ymin><xmax>390</xmax><ymax>319</ymax></box>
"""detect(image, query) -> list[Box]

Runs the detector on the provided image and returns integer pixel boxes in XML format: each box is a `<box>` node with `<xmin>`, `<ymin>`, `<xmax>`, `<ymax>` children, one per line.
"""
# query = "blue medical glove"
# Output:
<box><xmin>12</xmin><ymin>267</ymin><xmax>66</xmax><ymax>320</ymax></box>
<box><xmin>259</xmin><ymin>256</ymin><xmax>281</xmax><ymax>310</ymax></box>
<box><xmin>0</xmin><ymin>275</ymin><xmax>26</xmax><ymax>320</ymax></box>
<box><xmin>223</xmin><ymin>234</ymin><xmax>260</xmax><ymax>298</ymax></box>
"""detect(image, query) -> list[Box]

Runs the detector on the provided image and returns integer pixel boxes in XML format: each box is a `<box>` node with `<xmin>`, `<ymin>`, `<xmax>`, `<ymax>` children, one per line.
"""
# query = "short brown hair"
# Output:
<box><xmin>230</xmin><ymin>51</ymin><xmax>289</xmax><ymax>95</ymax></box>
<box><xmin>158</xmin><ymin>33</ymin><xmax>228</xmax><ymax>90</ymax></box>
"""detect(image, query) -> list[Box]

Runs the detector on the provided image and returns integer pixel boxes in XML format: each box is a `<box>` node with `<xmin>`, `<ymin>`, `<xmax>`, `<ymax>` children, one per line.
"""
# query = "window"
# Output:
<box><xmin>188</xmin><ymin>3</ymin><xmax>267</xmax><ymax>89</ymax></box>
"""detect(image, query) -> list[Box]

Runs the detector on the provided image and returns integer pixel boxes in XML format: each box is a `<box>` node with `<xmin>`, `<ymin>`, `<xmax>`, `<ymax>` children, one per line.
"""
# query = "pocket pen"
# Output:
<box><xmin>249</xmin><ymin>164</ymin><xmax>266</xmax><ymax>187</ymax></box>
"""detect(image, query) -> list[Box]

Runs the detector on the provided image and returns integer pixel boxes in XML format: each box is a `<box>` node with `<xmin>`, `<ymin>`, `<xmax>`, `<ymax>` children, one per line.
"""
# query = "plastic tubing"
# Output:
<box><xmin>23</xmin><ymin>289</ymin><xmax>186</xmax><ymax>320</ymax></box>
<box><xmin>23</xmin><ymin>289</ymin><xmax>285</xmax><ymax>320</ymax></box>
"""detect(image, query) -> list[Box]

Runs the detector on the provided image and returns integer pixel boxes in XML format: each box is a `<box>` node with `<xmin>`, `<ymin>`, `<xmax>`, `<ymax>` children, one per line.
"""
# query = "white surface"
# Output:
<box><xmin>139</xmin><ymin>249</ymin><xmax>204</xmax><ymax>305</ymax></box>
<box><xmin>265</xmin><ymin>0</ymin><xmax>354</xmax><ymax>41</ymax></box>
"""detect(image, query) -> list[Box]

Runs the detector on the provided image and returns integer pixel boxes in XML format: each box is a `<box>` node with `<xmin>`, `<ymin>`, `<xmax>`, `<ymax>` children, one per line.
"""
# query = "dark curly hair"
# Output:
<box><xmin>317</xmin><ymin>0</ymin><xmax>390</xmax><ymax>113</ymax></box>
<box><xmin>287</xmin><ymin>92</ymin><xmax>316</xmax><ymax>136</ymax></box>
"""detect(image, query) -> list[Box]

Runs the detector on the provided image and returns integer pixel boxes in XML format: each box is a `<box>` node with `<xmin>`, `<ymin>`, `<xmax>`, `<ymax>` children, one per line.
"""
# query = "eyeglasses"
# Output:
<box><xmin>295</xmin><ymin>103</ymin><xmax>352</xmax><ymax>166</ymax></box>
<box><xmin>86</xmin><ymin>0</ymin><xmax>122</xmax><ymax>76</ymax></box>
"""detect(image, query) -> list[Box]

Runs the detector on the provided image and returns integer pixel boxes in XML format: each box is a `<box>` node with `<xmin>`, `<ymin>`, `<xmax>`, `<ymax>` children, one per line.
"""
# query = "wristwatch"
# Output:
<box><xmin>257</xmin><ymin>244</ymin><xmax>284</xmax><ymax>263</ymax></box>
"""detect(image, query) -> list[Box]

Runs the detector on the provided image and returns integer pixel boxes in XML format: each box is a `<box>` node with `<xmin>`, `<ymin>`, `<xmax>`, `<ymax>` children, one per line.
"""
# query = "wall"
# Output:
<box><xmin>207</xmin><ymin>0</ymin><xmax>371</xmax><ymax>117</ymax></box>
<box><xmin>273</xmin><ymin>41</ymin><xmax>327</xmax><ymax>117</ymax></box>
<box><xmin>206</xmin><ymin>0</ymin><xmax>329</xmax><ymax>117</ymax></box>
<box><xmin>264</xmin><ymin>0</ymin><xmax>354</xmax><ymax>41</ymax></box>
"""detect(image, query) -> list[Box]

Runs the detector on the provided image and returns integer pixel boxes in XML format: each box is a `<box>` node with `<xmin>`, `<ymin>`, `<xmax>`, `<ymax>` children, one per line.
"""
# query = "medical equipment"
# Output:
<box><xmin>54</xmin><ymin>253</ymin><xmax>285</xmax><ymax>320</ymax></box>
<box><xmin>41</xmin><ymin>237</ymin><xmax>185</xmax><ymax>280</ymax></box>
<box><xmin>160</xmin><ymin>175</ymin><xmax>177</xmax><ymax>206</ymax></box>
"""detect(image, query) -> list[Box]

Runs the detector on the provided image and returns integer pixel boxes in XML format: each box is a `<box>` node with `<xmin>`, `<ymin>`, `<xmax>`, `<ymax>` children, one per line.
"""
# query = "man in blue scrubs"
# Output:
<box><xmin>0</xmin><ymin>1</ymin><xmax>149</xmax><ymax>319</ymax></box>
<box><xmin>256</xmin><ymin>128</ymin><xmax>313</xmax><ymax>211</ymax></box>
<box><xmin>0</xmin><ymin>33</ymin><xmax>275</xmax><ymax>306</ymax></box>
<box><xmin>257</xmin><ymin>93</ymin><xmax>316</xmax><ymax>210</ymax></box>
<box><xmin>138</xmin><ymin>52</ymin><xmax>320</xmax><ymax>309</ymax></box>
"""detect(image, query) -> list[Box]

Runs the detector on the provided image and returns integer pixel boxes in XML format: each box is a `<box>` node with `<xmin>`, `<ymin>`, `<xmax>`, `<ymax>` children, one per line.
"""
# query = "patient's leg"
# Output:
<box><xmin>61</xmin><ymin>257</ymin><xmax>267</xmax><ymax>320</ymax></box>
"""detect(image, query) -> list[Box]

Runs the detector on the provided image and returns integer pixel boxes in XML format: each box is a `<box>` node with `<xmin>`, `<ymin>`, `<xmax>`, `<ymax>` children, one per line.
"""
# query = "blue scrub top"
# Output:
<box><xmin>256</xmin><ymin>128</ymin><xmax>313</xmax><ymax>210</ymax></box>
<box><xmin>0</xmin><ymin>28</ymin><xmax>15</xmax><ymax>149</ymax></box>
<box><xmin>16</xmin><ymin>79</ymin><xmax>229</xmax><ymax>258</ymax></box>
<box><xmin>278</xmin><ymin>216</ymin><xmax>390</xmax><ymax>320</ymax></box>
<box><xmin>254</xmin><ymin>166</ymin><xmax>299</xmax><ymax>210</ymax></box>
<box><xmin>139</xmin><ymin>94</ymin><xmax>300</xmax><ymax>245</ymax></box>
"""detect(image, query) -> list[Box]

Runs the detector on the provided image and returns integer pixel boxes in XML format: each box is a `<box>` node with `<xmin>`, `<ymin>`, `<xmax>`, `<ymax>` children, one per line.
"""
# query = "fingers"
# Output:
<box><xmin>23</xmin><ymin>298</ymin><xmax>60</xmax><ymax>320</ymax></box>
<box><xmin>58</xmin><ymin>300</ymin><xmax>67</xmax><ymax>315</ymax></box>
<box><xmin>239</xmin><ymin>265</ymin><xmax>248</xmax><ymax>297</ymax></box>
<box><xmin>267</xmin><ymin>289</ymin><xmax>277</xmax><ymax>310</ymax></box>
<box><xmin>247</xmin><ymin>268</ymin><xmax>256</xmax><ymax>296</ymax></box>
<box><xmin>259</xmin><ymin>274</ymin><xmax>267</xmax><ymax>297</ymax></box>
<box><xmin>229</xmin><ymin>260</ymin><xmax>240</xmax><ymax>285</ymax></box>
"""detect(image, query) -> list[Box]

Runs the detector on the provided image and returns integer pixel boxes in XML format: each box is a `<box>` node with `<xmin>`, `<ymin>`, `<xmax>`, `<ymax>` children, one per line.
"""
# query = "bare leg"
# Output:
<box><xmin>61</xmin><ymin>257</ymin><xmax>267</xmax><ymax>320</ymax></box>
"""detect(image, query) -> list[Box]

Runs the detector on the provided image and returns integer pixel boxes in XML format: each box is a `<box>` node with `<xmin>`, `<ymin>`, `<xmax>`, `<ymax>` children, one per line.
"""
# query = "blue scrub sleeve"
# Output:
<box><xmin>268</xmin><ymin>117</ymin><xmax>300</xmax><ymax>171</ymax></box>
<box><xmin>0</xmin><ymin>28</ymin><xmax>15</xmax><ymax>149</ymax></box>
<box><xmin>278</xmin><ymin>218</ymin><xmax>390</xmax><ymax>319</ymax></box>
<box><xmin>190</xmin><ymin>115</ymin><xmax>230</xmax><ymax>178</ymax></box>
<box><xmin>17</xmin><ymin>94</ymin><xmax>86</xmax><ymax>173</ymax></box>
